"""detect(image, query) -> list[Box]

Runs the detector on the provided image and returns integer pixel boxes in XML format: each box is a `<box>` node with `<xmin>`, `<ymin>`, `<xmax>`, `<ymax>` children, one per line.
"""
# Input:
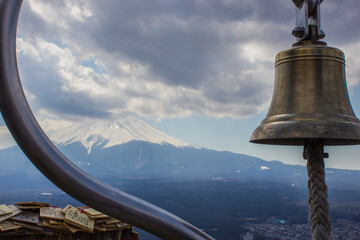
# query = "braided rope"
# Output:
<box><xmin>304</xmin><ymin>140</ymin><xmax>334</xmax><ymax>240</ymax></box>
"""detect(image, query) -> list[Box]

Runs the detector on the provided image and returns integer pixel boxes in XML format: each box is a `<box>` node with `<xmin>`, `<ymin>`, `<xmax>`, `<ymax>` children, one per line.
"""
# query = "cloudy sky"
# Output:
<box><xmin>2</xmin><ymin>0</ymin><xmax>360</xmax><ymax>170</ymax></box>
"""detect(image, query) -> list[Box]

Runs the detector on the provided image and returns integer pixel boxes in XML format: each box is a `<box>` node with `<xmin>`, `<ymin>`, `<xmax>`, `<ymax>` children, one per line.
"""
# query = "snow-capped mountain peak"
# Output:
<box><xmin>42</xmin><ymin>117</ymin><xmax>196</xmax><ymax>154</ymax></box>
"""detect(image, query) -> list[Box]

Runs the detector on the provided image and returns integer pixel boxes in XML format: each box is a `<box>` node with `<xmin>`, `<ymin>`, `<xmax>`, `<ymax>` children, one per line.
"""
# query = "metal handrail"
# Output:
<box><xmin>0</xmin><ymin>1</ymin><xmax>214</xmax><ymax>239</ymax></box>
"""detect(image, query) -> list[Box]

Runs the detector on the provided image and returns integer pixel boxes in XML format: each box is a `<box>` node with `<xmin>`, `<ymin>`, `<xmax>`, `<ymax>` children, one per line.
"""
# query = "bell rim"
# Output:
<box><xmin>250</xmin><ymin>119</ymin><xmax>360</xmax><ymax>146</ymax></box>
<box><xmin>261</xmin><ymin>113</ymin><xmax>360</xmax><ymax>124</ymax></box>
<box><xmin>250</xmin><ymin>138</ymin><xmax>360</xmax><ymax>146</ymax></box>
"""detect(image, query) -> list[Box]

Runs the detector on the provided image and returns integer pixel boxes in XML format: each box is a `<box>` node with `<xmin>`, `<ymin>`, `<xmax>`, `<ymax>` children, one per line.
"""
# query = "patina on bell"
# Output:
<box><xmin>250</xmin><ymin>42</ymin><xmax>360</xmax><ymax>145</ymax></box>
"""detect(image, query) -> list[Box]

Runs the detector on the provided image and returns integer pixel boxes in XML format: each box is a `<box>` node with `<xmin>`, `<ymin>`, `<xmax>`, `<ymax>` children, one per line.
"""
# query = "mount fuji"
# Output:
<box><xmin>43</xmin><ymin>117</ymin><xmax>197</xmax><ymax>154</ymax></box>
<box><xmin>0</xmin><ymin>117</ymin><xmax>360</xmax><ymax>189</ymax></box>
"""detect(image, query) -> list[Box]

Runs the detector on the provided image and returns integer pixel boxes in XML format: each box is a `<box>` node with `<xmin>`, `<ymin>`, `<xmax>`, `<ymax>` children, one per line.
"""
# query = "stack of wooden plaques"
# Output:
<box><xmin>0</xmin><ymin>202</ymin><xmax>140</xmax><ymax>240</ymax></box>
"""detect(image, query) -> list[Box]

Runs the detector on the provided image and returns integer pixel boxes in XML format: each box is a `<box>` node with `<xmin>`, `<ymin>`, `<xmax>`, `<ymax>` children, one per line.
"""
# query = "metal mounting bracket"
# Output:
<box><xmin>291</xmin><ymin>0</ymin><xmax>325</xmax><ymax>42</ymax></box>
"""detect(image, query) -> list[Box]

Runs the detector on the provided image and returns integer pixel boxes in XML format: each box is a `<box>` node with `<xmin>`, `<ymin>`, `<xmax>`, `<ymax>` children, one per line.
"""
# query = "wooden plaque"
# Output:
<box><xmin>40</xmin><ymin>207</ymin><xmax>65</xmax><ymax>220</ymax></box>
<box><xmin>0</xmin><ymin>205</ymin><xmax>22</xmax><ymax>223</ymax></box>
<box><xmin>64</xmin><ymin>206</ymin><xmax>95</xmax><ymax>231</ymax></box>
<box><xmin>83</xmin><ymin>208</ymin><xmax>102</xmax><ymax>216</ymax></box>
<box><xmin>14</xmin><ymin>202</ymin><xmax>49</xmax><ymax>207</ymax></box>
<box><xmin>0</xmin><ymin>205</ymin><xmax>12</xmax><ymax>216</ymax></box>
<box><xmin>11</xmin><ymin>211</ymin><xmax>40</xmax><ymax>224</ymax></box>
<box><xmin>0</xmin><ymin>221</ymin><xmax>22</xmax><ymax>232</ymax></box>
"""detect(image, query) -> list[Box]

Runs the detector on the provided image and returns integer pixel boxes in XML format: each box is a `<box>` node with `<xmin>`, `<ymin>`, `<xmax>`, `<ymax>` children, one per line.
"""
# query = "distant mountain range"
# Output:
<box><xmin>0</xmin><ymin>117</ymin><xmax>359</xmax><ymax>190</ymax></box>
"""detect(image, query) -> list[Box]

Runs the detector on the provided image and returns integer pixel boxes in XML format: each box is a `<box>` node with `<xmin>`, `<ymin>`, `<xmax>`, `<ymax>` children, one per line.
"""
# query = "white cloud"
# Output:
<box><xmin>339</xmin><ymin>42</ymin><xmax>360</xmax><ymax>90</ymax></box>
<box><xmin>241</xmin><ymin>42</ymin><xmax>275</xmax><ymax>64</ymax></box>
<box><xmin>16</xmin><ymin>37</ymin><xmax>41</xmax><ymax>61</ymax></box>
<box><xmin>65</xmin><ymin>1</ymin><xmax>92</xmax><ymax>22</ymax></box>
<box><xmin>0</xmin><ymin>127</ymin><xmax>16</xmax><ymax>150</ymax></box>
<box><xmin>28</xmin><ymin>0</ymin><xmax>69</xmax><ymax>29</ymax></box>
<box><xmin>28</xmin><ymin>0</ymin><xmax>92</xmax><ymax>29</ymax></box>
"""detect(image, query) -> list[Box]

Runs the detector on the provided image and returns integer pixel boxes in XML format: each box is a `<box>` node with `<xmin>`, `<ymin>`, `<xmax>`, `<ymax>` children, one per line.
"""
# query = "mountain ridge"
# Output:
<box><xmin>0</xmin><ymin>117</ymin><xmax>360</xmax><ymax>190</ymax></box>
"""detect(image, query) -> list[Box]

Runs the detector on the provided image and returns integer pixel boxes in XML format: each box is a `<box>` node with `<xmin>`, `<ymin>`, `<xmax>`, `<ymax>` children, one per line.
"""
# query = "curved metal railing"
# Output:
<box><xmin>0</xmin><ymin>1</ymin><xmax>214</xmax><ymax>239</ymax></box>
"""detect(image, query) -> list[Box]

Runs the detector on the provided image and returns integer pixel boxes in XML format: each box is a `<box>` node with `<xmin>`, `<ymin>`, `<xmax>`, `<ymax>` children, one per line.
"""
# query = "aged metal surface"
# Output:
<box><xmin>250</xmin><ymin>45</ymin><xmax>360</xmax><ymax>145</ymax></box>
<box><xmin>0</xmin><ymin>1</ymin><xmax>214</xmax><ymax>239</ymax></box>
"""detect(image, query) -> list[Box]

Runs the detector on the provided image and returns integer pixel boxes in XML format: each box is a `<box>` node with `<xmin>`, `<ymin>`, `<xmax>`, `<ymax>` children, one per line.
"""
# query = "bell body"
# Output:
<box><xmin>250</xmin><ymin>45</ymin><xmax>360</xmax><ymax>145</ymax></box>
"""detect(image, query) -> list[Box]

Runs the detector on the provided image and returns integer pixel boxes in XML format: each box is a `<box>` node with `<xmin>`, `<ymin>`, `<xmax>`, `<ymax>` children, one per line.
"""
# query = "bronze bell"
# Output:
<box><xmin>251</xmin><ymin>0</ymin><xmax>360</xmax><ymax>146</ymax></box>
<box><xmin>250</xmin><ymin>43</ymin><xmax>360</xmax><ymax>145</ymax></box>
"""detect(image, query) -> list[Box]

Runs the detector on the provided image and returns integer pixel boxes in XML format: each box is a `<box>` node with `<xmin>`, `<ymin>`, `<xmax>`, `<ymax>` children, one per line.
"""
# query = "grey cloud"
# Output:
<box><xmin>85</xmin><ymin>0</ymin><xmax>293</xmax><ymax>87</ymax></box>
<box><xmin>322</xmin><ymin>1</ymin><xmax>360</xmax><ymax>45</ymax></box>
<box><xmin>16</xmin><ymin>0</ymin><xmax>360</xmax><ymax>120</ymax></box>
<box><xmin>88</xmin><ymin>12</ymin><xmax>221</xmax><ymax>87</ymax></box>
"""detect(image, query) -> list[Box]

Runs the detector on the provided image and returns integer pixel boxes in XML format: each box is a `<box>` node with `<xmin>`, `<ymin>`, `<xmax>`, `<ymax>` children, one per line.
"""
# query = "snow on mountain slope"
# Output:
<box><xmin>41</xmin><ymin>117</ymin><xmax>197</xmax><ymax>154</ymax></box>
